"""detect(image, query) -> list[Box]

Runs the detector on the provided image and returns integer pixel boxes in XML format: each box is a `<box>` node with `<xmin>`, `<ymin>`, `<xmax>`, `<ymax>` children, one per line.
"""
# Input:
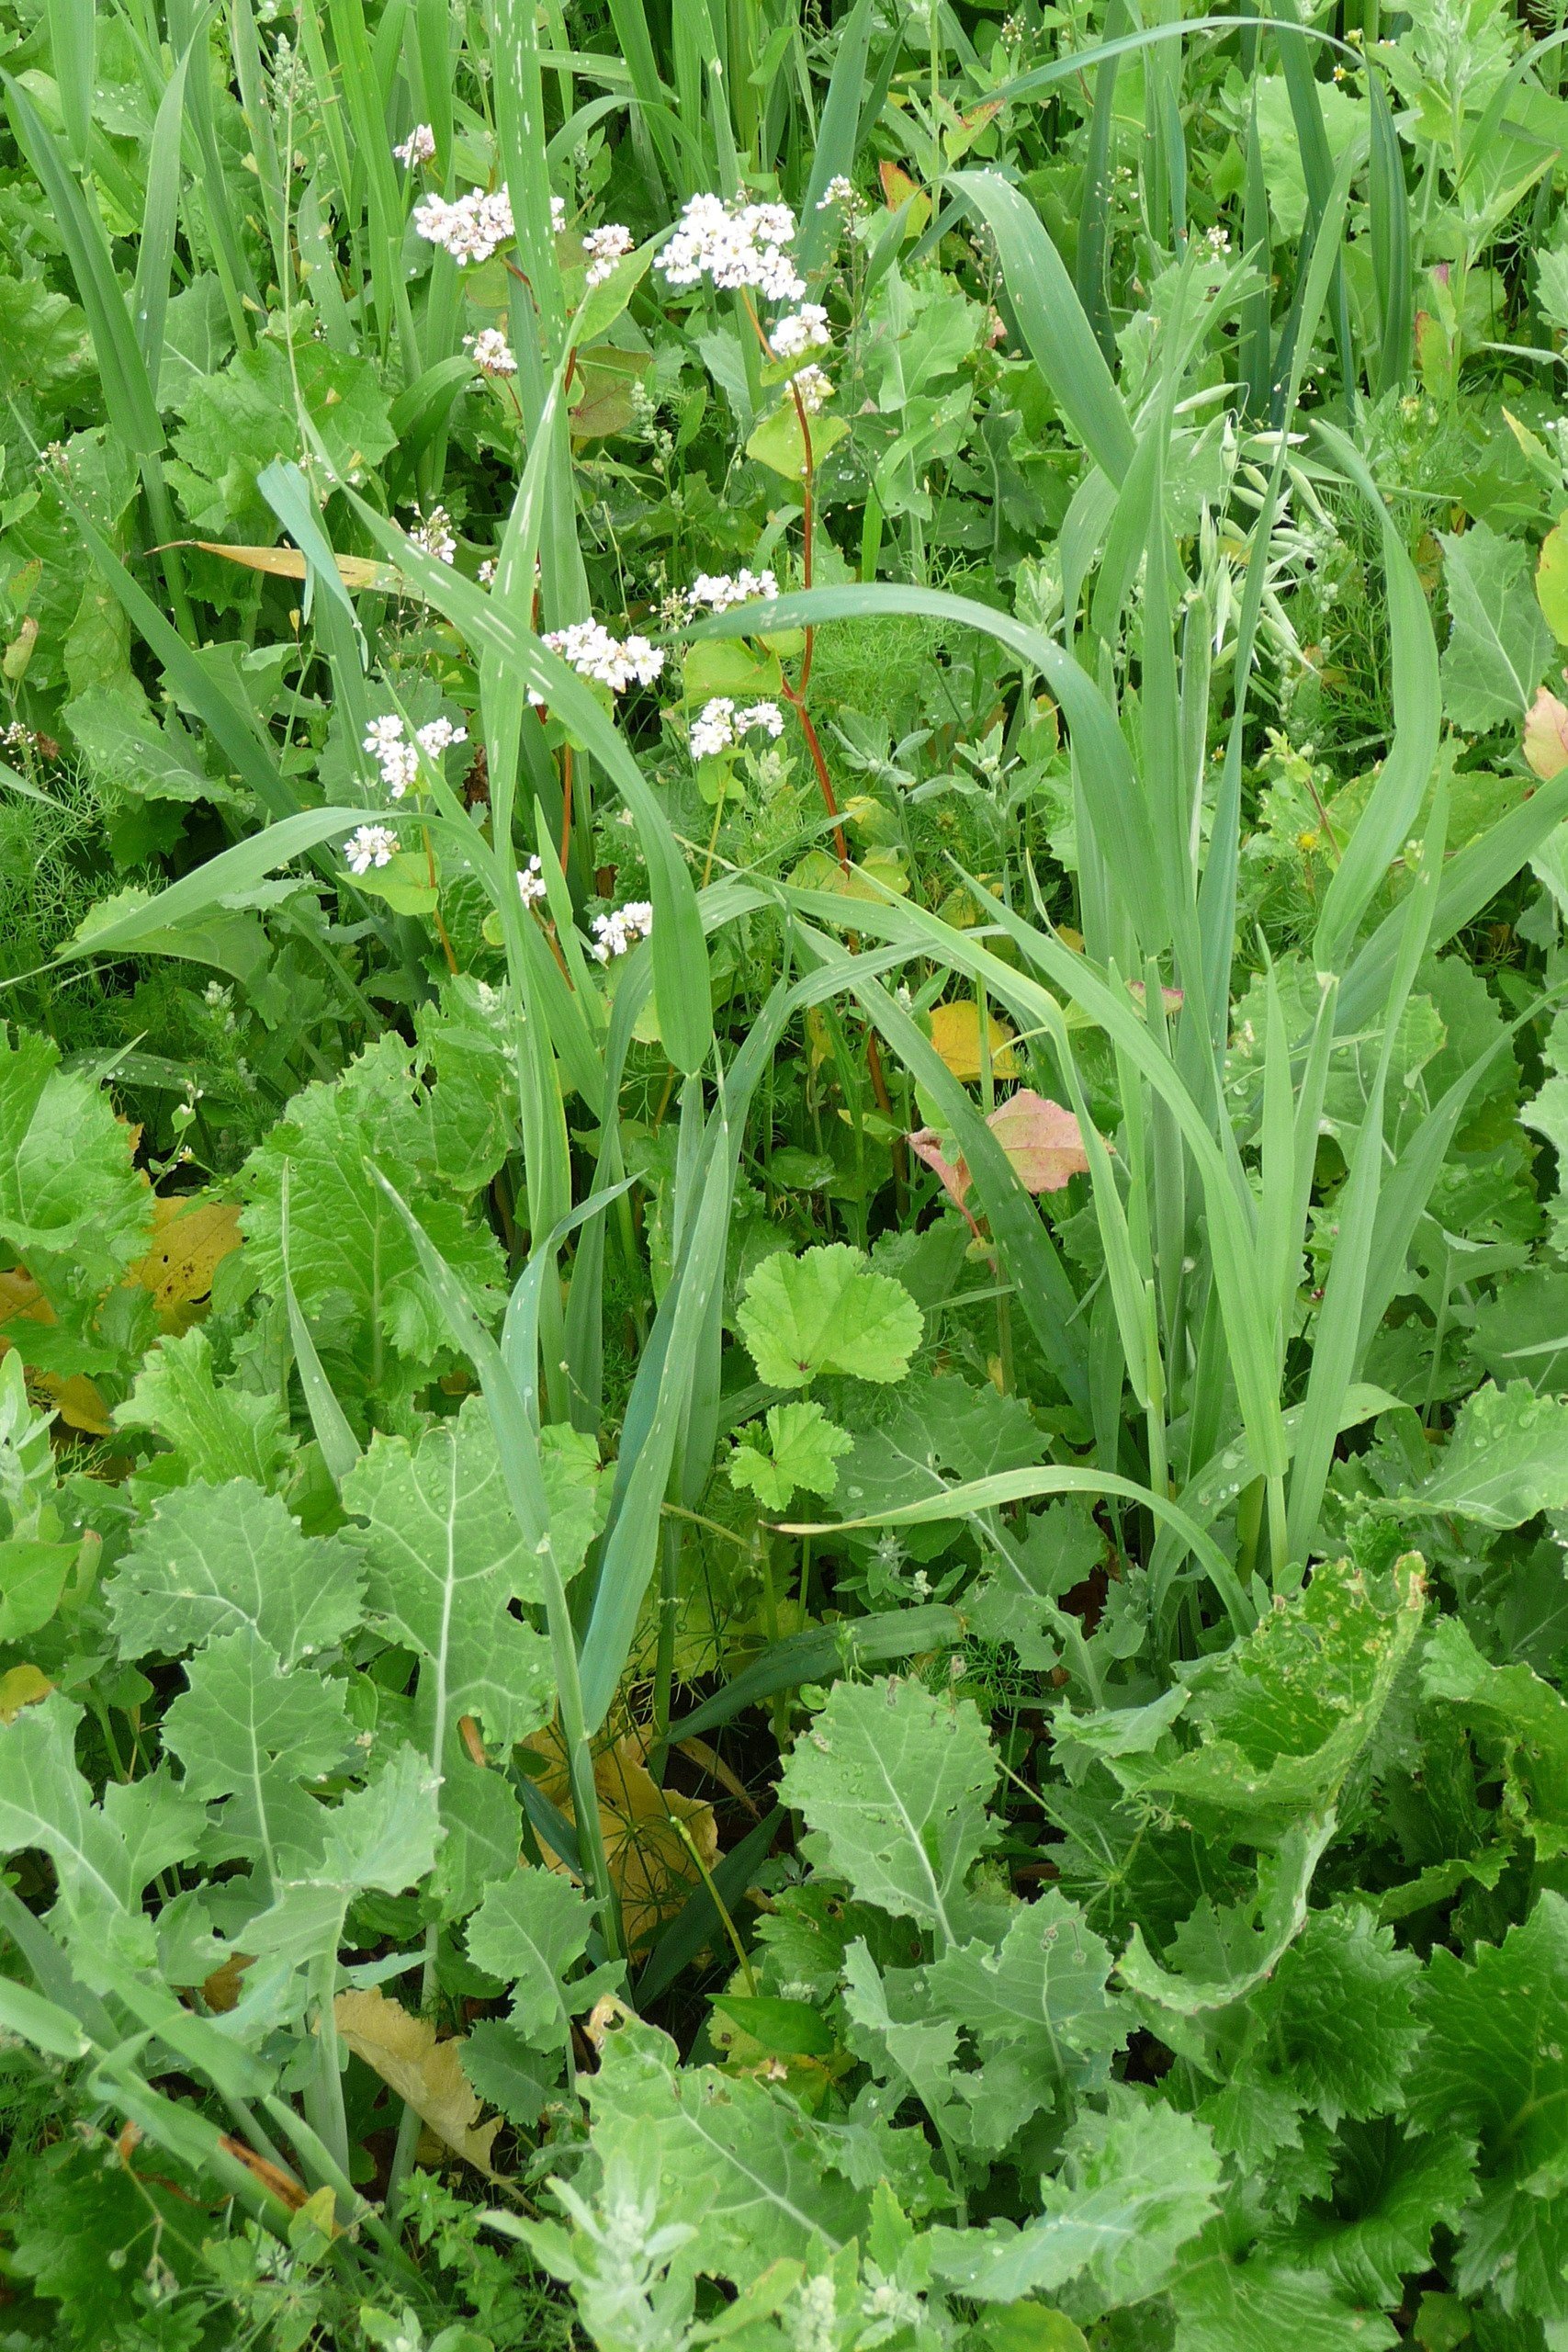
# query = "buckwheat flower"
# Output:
<box><xmin>769</xmin><ymin>303</ymin><xmax>829</xmax><ymax>359</ymax></box>
<box><xmin>589</xmin><ymin>899</ymin><xmax>654</xmax><ymax>962</ymax></box>
<box><xmin>379</xmin><ymin>741</ymin><xmax>419</xmax><ymax>797</ymax></box>
<box><xmin>394</xmin><ymin>122</ymin><xmax>435</xmax><ymax>166</ymax></box>
<box><xmin>685</xmin><ymin>567</ymin><xmax>779</xmax><ymax>614</ymax></box>
<box><xmin>408</xmin><ymin>505</ymin><xmax>457</xmax><ymax>563</ymax></box>
<box><xmin>790</xmin><ymin>363</ymin><xmax>832</xmax><ymax>414</ymax></box>
<box><xmin>742</xmin><ymin>699</ymin><xmax>784</xmax><ymax>739</ymax></box>
<box><xmin>412</xmin><ymin>186</ymin><xmax>515</xmax><ymax>265</ymax></box>
<box><xmin>363</xmin><ymin>714</ymin><xmax>406</xmax><ymax>758</ymax></box>
<box><xmin>478</xmin><ymin>557</ymin><xmax>497</xmax><ymax>587</ymax></box>
<box><xmin>517</xmin><ymin>854</ymin><xmax>547</xmax><ymax>908</ymax></box>
<box><xmin>689</xmin><ymin>697</ymin><xmax>737</xmax><ymax>759</ymax></box>
<box><xmin>582</xmin><ymin>222</ymin><xmax>634</xmax><ymax>287</ymax></box>
<box><xmin>416</xmin><ymin>716</ymin><xmax>468</xmax><ymax>756</ymax></box>
<box><xmin>542</xmin><ymin>620</ymin><xmax>664</xmax><ymax>693</ymax></box>
<box><xmin>656</xmin><ymin>193</ymin><xmax>805</xmax><ymax>302</ymax></box>
<box><xmin>817</xmin><ymin>175</ymin><xmax>855</xmax><ymax>210</ymax></box>
<box><xmin>466</xmin><ymin>327</ymin><xmax>516</xmax><ymax>377</ymax></box>
<box><xmin>344</xmin><ymin>822</ymin><xmax>399</xmax><ymax>873</ymax></box>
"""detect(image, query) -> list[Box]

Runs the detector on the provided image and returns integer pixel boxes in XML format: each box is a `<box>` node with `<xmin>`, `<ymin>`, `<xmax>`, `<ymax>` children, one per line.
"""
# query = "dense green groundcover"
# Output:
<box><xmin>9</xmin><ymin>0</ymin><xmax>1568</xmax><ymax>2342</ymax></box>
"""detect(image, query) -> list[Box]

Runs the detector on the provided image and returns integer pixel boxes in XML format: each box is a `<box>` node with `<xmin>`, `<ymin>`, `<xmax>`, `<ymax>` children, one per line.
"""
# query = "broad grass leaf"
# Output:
<box><xmin>342</xmin><ymin>1397</ymin><xmax>556</xmax><ymax>1757</ymax></box>
<box><xmin>333</xmin><ymin>1986</ymin><xmax>501</xmax><ymax>2176</ymax></box>
<box><xmin>1438</xmin><ymin>522</ymin><xmax>1554</xmax><ymax>734</ymax></box>
<box><xmin>778</xmin><ymin>1678</ymin><xmax>998</xmax><ymax>1939</ymax></box>
<box><xmin>929</xmin><ymin>2089</ymin><xmax>1221</xmax><ymax>2307</ymax></box>
<box><xmin>0</xmin><ymin>1030</ymin><xmax>151</xmax><ymax>1283</ymax></box>
<box><xmin>466</xmin><ymin>1866</ymin><xmax>620</xmax><ymax>2049</ymax></box>
<box><xmin>114</xmin><ymin>1327</ymin><xmax>293</xmax><ymax>1489</ymax></box>
<box><xmin>1393</xmin><ymin>1381</ymin><xmax>1568</xmax><ymax>1530</ymax></box>
<box><xmin>737</xmin><ymin>1245</ymin><xmax>922</xmax><ymax>1387</ymax></box>
<box><xmin>110</xmin><ymin>1478</ymin><xmax>363</xmax><ymax>1667</ymax></box>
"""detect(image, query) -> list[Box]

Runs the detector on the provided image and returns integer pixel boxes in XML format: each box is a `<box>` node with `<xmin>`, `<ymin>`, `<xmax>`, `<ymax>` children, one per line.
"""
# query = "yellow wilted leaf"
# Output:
<box><xmin>928</xmin><ymin>1001</ymin><xmax>1020</xmax><ymax>1083</ymax></box>
<box><xmin>332</xmin><ymin>1988</ymin><xmax>502</xmax><ymax>2176</ymax></box>
<box><xmin>130</xmin><ymin>1195</ymin><xmax>243</xmax><ymax>1322</ymax></box>
<box><xmin>0</xmin><ymin>1269</ymin><xmax>113</xmax><ymax>1434</ymax></box>
<box><xmin>524</xmin><ymin>1727</ymin><xmax>718</xmax><ymax>1951</ymax></box>
<box><xmin>0</xmin><ymin>1665</ymin><xmax>52</xmax><ymax>1723</ymax></box>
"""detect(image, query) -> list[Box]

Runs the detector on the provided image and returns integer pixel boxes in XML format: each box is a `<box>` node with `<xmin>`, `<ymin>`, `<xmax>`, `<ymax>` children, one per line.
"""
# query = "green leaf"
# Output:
<box><xmin>737</xmin><ymin>1246</ymin><xmax>922</xmax><ymax>1388</ymax></box>
<box><xmin>113</xmin><ymin>1327</ymin><xmax>293</xmax><ymax>1489</ymax></box>
<box><xmin>1407</xmin><ymin>1889</ymin><xmax>1568</xmax><ymax>2322</ymax></box>
<box><xmin>161</xmin><ymin>1625</ymin><xmax>353</xmax><ymax>1877</ymax></box>
<box><xmin>0</xmin><ymin>1029</ymin><xmax>151</xmax><ymax>1283</ymax></box>
<box><xmin>243</xmin><ymin>1746</ymin><xmax>443</xmax><ymax>1971</ymax></box>
<box><xmin>169</xmin><ymin>338</ymin><xmax>396</xmax><ymax>541</ymax></box>
<box><xmin>1422</xmin><ymin>1614</ymin><xmax>1568</xmax><ymax>1854</ymax></box>
<box><xmin>925</xmin><ymin>1888</ymin><xmax>1132</xmax><ymax>2101</ymax></box>
<box><xmin>342</xmin><ymin>1397</ymin><xmax>556</xmax><ymax>1757</ymax></box>
<box><xmin>840</xmin><ymin>1941</ymin><xmax>962</xmax><ymax>2120</ymax></box>
<box><xmin>746</xmin><ymin>400</ymin><xmax>850</xmax><ymax>481</ymax></box>
<box><xmin>0</xmin><ymin>1693</ymin><xmax>202</xmax><ymax>1981</ymax></box>
<box><xmin>1272</xmin><ymin>2123</ymin><xmax>1477</xmax><ymax>2310</ymax></box>
<box><xmin>1248</xmin><ymin>1905</ymin><xmax>1423</xmax><ymax>2127</ymax></box>
<box><xmin>466</xmin><ymin>1865</ymin><xmax>620</xmax><ymax>2049</ymax></box>
<box><xmin>929</xmin><ymin>2089</ymin><xmax>1222</xmax><ymax>2308</ymax></box>
<box><xmin>1111</xmin><ymin>1555</ymin><xmax>1426</xmax><ymax>1840</ymax></box>
<box><xmin>581</xmin><ymin>2012</ymin><xmax>867</xmax><ymax>2286</ymax></box>
<box><xmin>1118</xmin><ymin>1815</ymin><xmax>1336</xmax><ymax>2018</ymax></box>
<box><xmin>777</xmin><ymin>1677</ymin><xmax>998</xmax><ymax>1939</ymax></box>
<box><xmin>727</xmin><ymin>1401</ymin><xmax>852</xmax><ymax>1512</ymax></box>
<box><xmin>110</xmin><ymin>1477</ymin><xmax>364</xmax><ymax>1668</ymax></box>
<box><xmin>240</xmin><ymin>1040</ymin><xmax>509</xmax><ymax>1367</ymax></box>
<box><xmin>1168</xmin><ymin>2231</ymin><xmax>1398</xmax><ymax>2351</ymax></box>
<box><xmin>1393</xmin><ymin>1381</ymin><xmax>1568</xmax><ymax>1531</ymax></box>
<box><xmin>1438</xmin><ymin>522</ymin><xmax>1554</xmax><ymax>733</ymax></box>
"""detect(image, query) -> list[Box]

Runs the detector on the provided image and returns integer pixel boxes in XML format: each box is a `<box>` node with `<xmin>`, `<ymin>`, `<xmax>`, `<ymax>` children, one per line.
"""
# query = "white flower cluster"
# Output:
<box><xmin>408</xmin><ymin>505</ymin><xmax>457</xmax><ymax>563</ymax></box>
<box><xmin>517</xmin><ymin>854</ymin><xmax>547</xmax><ymax>908</ymax></box>
<box><xmin>656</xmin><ymin>194</ymin><xmax>804</xmax><ymax>301</ymax></box>
<box><xmin>817</xmin><ymin>175</ymin><xmax>855</xmax><ymax>210</ymax></box>
<box><xmin>393</xmin><ymin>122</ymin><xmax>435</xmax><ymax>166</ymax></box>
<box><xmin>582</xmin><ymin>222</ymin><xmax>634</xmax><ymax>287</ymax></box>
<box><xmin>686</xmin><ymin>567</ymin><xmax>778</xmax><ymax>613</ymax></box>
<box><xmin>689</xmin><ymin>697</ymin><xmax>784</xmax><ymax>759</ymax></box>
<box><xmin>412</xmin><ymin>189</ymin><xmax>566</xmax><ymax>265</ymax></box>
<box><xmin>344</xmin><ymin>822</ymin><xmax>399</xmax><ymax>874</ymax></box>
<box><xmin>770</xmin><ymin>303</ymin><xmax>829</xmax><ymax>359</ymax></box>
<box><xmin>465</xmin><ymin>327</ymin><xmax>516</xmax><ymax>377</ymax></box>
<box><xmin>363</xmin><ymin>712</ymin><xmax>467</xmax><ymax>797</ymax></box>
<box><xmin>540</xmin><ymin>620</ymin><xmax>664</xmax><ymax>694</ymax></box>
<box><xmin>790</xmin><ymin>362</ymin><xmax>832</xmax><ymax>413</ymax></box>
<box><xmin>590</xmin><ymin>899</ymin><xmax>653</xmax><ymax>962</ymax></box>
<box><xmin>478</xmin><ymin>557</ymin><xmax>497</xmax><ymax>586</ymax></box>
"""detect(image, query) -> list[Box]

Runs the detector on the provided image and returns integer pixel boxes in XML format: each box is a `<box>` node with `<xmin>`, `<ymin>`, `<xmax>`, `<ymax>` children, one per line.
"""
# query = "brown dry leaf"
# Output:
<box><xmin>0</xmin><ymin>1269</ymin><xmax>113</xmax><ymax>1434</ymax></box>
<box><xmin>201</xmin><ymin>1952</ymin><xmax>253</xmax><ymax>2013</ymax></box>
<box><xmin>183</xmin><ymin>541</ymin><xmax>405</xmax><ymax>593</ymax></box>
<box><xmin>525</xmin><ymin>1727</ymin><xmax>718</xmax><ymax>1951</ymax></box>
<box><xmin>333</xmin><ymin>1987</ymin><xmax>502</xmax><ymax>2176</ymax></box>
<box><xmin>928</xmin><ymin>1001</ymin><xmax>1020</xmax><ymax>1083</ymax></box>
<box><xmin>986</xmin><ymin>1091</ymin><xmax>1090</xmax><ymax>1193</ymax></box>
<box><xmin>130</xmin><ymin>1196</ymin><xmax>243</xmax><ymax>1321</ymax></box>
<box><xmin>1525</xmin><ymin>684</ymin><xmax>1568</xmax><ymax>782</ymax></box>
<box><xmin>0</xmin><ymin>1664</ymin><xmax>51</xmax><ymax>1724</ymax></box>
<box><xmin>219</xmin><ymin>2135</ymin><xmax>310</xmax><ymax>2211</ymax></box>
<box><xmin>909</xmin><ymin>1091</ymin><xmax>1089</xmax><ymax>1231</ymax></box>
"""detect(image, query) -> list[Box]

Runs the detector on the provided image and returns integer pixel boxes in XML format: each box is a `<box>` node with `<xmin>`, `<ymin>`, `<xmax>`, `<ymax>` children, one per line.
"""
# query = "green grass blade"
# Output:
<box><xmin>1368</xmin><ymin>66</ymin><xmax>1412</xmax><ymax>395</ymax></box>
<box><xmin>46</xmin><ymin>0</ymin><xmax>94</xmax><ymax>166</ymax></box>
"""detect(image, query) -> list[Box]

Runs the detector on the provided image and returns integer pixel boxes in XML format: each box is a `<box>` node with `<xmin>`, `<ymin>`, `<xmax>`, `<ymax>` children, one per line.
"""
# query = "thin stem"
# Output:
<box><xmin>422</xmin><ymin>823</ymin><xmax>459</xmax><ymax>974</ymax></box>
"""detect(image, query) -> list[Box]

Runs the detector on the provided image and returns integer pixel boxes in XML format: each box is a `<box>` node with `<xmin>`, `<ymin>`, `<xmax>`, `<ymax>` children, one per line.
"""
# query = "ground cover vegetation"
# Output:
<box><xmin>6</xmin><ymin>0</ymin><xmax>1568</xmax><ymax>2340</ymax></box>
